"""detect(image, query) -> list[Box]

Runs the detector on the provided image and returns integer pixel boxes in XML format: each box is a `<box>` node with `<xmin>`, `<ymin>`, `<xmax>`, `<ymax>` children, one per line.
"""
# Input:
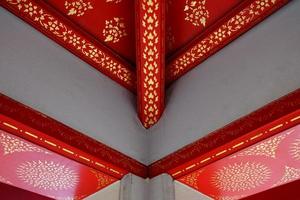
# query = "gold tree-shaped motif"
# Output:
<box><xmin>65</xmin><ymin>0</ymin><xmax>93</xmax><ymax>17</ymax></box>
<box><xmin>184</xmin><ymin>0</ymin><xmax>209</xmax><ymax>27</ymax></box>
<box><xmin>103</xmin><ymin>17</ymin><xmax>127</xmax><ymax>43</ymax></box>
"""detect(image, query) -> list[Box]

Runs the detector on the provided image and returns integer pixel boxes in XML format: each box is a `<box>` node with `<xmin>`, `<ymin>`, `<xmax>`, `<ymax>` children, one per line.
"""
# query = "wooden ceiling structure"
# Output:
<box><xmin>0</xmin><ymin>0</ymin><xmax>291</xmax><ymax>128</ymax></box>
<box><xmin>1</xmin><ymin>0</ymin><xmax>300</xmax><ymax>199</ymax></box>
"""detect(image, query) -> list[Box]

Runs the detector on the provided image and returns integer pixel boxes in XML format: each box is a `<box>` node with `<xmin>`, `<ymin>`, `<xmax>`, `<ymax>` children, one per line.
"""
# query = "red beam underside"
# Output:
<box><xmin>149</xmin><ymin>89</ymin><xmax>300</xmax><ymax>178</ymax></box>
<box><xmin>135</xmin><ymin>0</ymin><xmax>165</xmax><ymax>128</ymax></box>
<box><xmin>1</xmin><ymin>0</ymin><xmax>136</xmax><ymax>92</ymax></box>
<box><xmin>166</xmin><ymin>0</ymin><xmax>290</xmax><ymax>85</ymax></box>
<box><xmin>0</xmin><ymin>94</ymin><xmax>148</xmax><ymax>178</ymax></box>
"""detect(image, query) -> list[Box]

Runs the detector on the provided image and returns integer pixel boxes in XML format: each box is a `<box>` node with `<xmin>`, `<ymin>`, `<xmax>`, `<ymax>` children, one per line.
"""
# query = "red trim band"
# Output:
<box><xmin>0</xmin><ymin>94</ymin><xmax>147</xmax><ymax>178</ymax></box>
<box><xmin>1</xmin><ymin>0</ymin><xmax>136</xmax><ymax>92</ymax></box>
<box><xmin>135</xmin><ymin>0</ymin><xmax>165</xmax><ymax>128</ymax></box>
<box><xmin>166</xmin><ymin>0</ymin><xmax>290</xmax><ymax>85</ymax></box>
<box><xmin>149</xmin><ymin>89</ymin><xmax>300</xmax><ymax>177</ymax></box>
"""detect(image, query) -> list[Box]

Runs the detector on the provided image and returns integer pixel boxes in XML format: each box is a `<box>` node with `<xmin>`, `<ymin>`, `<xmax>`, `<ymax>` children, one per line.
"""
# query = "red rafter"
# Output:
<box><xmin>166</xmin><ymin>0</ymin><xmax>290</xmax><ymax>85</ymax></box>
<box><xmin>135</xmin><ymin>0</ymin><xmax>165</xmax><ymax>128</ymax></box>
<box><xmin>1</xmin><ymin>0</ymin><xmax>136</xmax><ymax>92</ymax></box>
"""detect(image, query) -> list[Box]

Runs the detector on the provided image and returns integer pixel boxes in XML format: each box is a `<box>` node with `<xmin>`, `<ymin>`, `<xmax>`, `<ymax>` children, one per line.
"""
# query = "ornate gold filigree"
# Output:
<box><xmin>90</xmin><ymin>169</ymin><xmax>116</xmax><ymax>189</ymax></box>
<box><xmin>103</xmin><ymin>17</ymin><xmax>127</xmax><ymax>43</ymax></box>
<box><xmin>232</xmin><ymin>133</ymin><xmax>287</xmax><ymax>158</ymax></box>
<box><xmin>290</xmin><ymin>138</ymin><xmax>300</xmax><ymax>161</ymax></box>
<box><xmin>211</xmin><ymin>162</ymin><xmax>271</xmax><ymax>192</ymax></box>
<box><xmin>179</xmin><ymin>169</ymin><xmax>203</xmax><ymax>190</ymax></box>
<box><xmin>170</xmin><ymin>0</ymin><xmax>278</xmax><ymax>77</ymax></box>
<box><xmin>184</xmin><ymin>0</ymin><xmax>209</xmax><ymax>27</ymax></box>
<box><xmin>64</xmin><ymin>0</ymin><xmax>93</xmax><ymax>17</ymax></box>
<box><xmin>0</xmin><ymin>131</ymin><xmax>49</xmax><ymax>155</ymax></box>
<box><xmin>17</xmin><ymin>160</ymin><xmax>79</xmax><ymax>191</ymax></box>
<box><xmin>274</xmin><ymin>166</ymin><xmax>300</xmax><ymax>186</ymax></box>
<box><xmin>140</xmin><ymin>0</ymin><xmax>162</xmax><ymax>128</ymax></box>
<box><xmin>6</xmin><ymin>0</ymin><xmax>134</xmax><ymax>87</ymax></box>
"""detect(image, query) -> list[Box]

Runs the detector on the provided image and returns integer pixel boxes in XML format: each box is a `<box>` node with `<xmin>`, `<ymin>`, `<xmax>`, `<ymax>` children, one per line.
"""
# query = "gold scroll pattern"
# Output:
<box><xmin>211</xmin><ymin>162</ymin><xmax>271</xmax><ymax>192</ymax></box>
<box><xmin>64</xmin><ymin>0</ymin><xmax>93</xmax><ymax>17</ymax></box>
<box><xmin>184</xmin><ymin>0</ymin><xmax>209</xmax><ymax>27</ymax></box>
<box><xmin>90</xmin><ymin>169</ymin><xmax>116</xmax><ymax>189</ymax></box>
<box><xmin>103</xmin><ymin>17</ymin><xmax>127</xmax><ymax>43</ymax></box>
<box><xmin>0</xmin><ymin>131</ymin><xmax>49</xmax><ymax>155</ymax></box>
<box><xmin>141</xmin><ymin>0</ymin><xmax>161</xmax><ymax>128</ymax></box>
<box><xmin>16</xmin><ymin>160</ymin><xmax>79</xmax><ymax>191</ymax></box>
<box><xmin>6</xmin><ymin>0</ymin><xmax>134</xmax><ymax>87</ymax></box>
<box><xmin>169</xmin><ymin>0</ymin><xmax>279</xmax><ymax>78</ymax></box>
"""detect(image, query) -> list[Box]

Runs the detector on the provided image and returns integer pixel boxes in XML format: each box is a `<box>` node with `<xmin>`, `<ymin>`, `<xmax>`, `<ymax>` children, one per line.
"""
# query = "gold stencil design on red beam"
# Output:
<box><xmin>184</xmin><ymin>0</ymin><xmax>209</xmax><ymax>27</ymax></box>
<box><xmin>5</xmin><ymin>0</ymin><xmax>135</xmax><ymax>90</ymax></box>
<box><xmin>64</xmin><ymin>0</ymin><xmax>93</xmax><ymax>17</ymax></box>
<box><xmin>137</xmin><ymin>0</ymin><xmax>165</xmax><ymax>128</ymax></box>
<box><xmin>168</xmin><ymin>0</ymin><xmax>280</xmax><ymax>82</ymax></box>
<box><xmin>103</xmin><ymin>17</ymin><xmax>127</xmax><ymax>43</ymax></box>
<box><xmin>211</xmin><ymin>162</ymin><xmax>271</xmax><ymax>192</ymax></box>
<box><xmin>179</xmin><ymin>169</ymin><xmax>203</xmax><ymax>190</ymax></box>
<box><xmin>273</xmin><ymin>166</ymin><xmax>300</xmax><ymax>186</ymax></box>
<box><xmin>290</xmin><ymin>138</ymin><xmax>300</xmax><ymax>161</ymax></box>
<box><xmin>90</xmin><ymin>169</ymin><xmax>117</xmax><ymax>190</ymax></box>
<box><xmin>232</xmin><ymin>130</ymin><xmax>291</xmax><ymax>158</ymax></box>
<box><xmin>0</xmin><ymin>130</ymin><xmax>49</xmax><ymax>155</ymax></box>
<box><xmin>16</xmin><ymin>160</ymin><xmax>79</xmax><ymax>191</ymax></box>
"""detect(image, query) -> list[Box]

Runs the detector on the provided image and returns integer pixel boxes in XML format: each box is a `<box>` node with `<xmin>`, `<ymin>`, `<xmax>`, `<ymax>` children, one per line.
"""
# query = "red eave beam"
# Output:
<box><xmin>165</xmin><ymin>0</ymin><xmax>291</xmax><ymax>85</ymax></box>
<box><xmin>135</xmin><ymin>0</ymin><xmax>165</xmax><ymax>128</ymax></box>
<box><xmin>1</xmin><ymin>0</ymin><xmax>136</xmax><ymax>92</ymax></box>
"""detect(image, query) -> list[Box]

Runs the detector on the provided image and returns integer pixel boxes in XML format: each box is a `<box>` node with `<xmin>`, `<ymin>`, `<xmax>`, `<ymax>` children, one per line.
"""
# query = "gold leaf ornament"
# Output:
<box><xmin>184</xmin><ymin>0</ymin><xmax>209</xmax><ymax>27</ymax></box>
<box><xmin>103</xmin><ymin>17</ymin><xmax>127</xmax><ymax>43</ymax></box>
<box><xmin>65</xmin><ymin>0</ymin><xmax>93</xmax><ymax>17</ymax></box>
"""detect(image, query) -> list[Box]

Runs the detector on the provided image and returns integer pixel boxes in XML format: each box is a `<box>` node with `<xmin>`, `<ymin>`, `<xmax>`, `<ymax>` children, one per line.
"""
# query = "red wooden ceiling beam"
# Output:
<box><xmin>149</xmin><ymin>89</ymin><xmax>300</xmax><ymax>178</ymax></box>
<box><xmin>165</xmin><ymin>0</ymin><xmax>290</xmax><ymax>85</ymax></box>
<box><xmin>1</xmin><ymin>0</ymin><xmax>136</xmax><ymax>92</ymax></box>
<box><xmin>135</xmin><ymin>0</ymin><xmax>165</xmax><ymax>128</ymax></box>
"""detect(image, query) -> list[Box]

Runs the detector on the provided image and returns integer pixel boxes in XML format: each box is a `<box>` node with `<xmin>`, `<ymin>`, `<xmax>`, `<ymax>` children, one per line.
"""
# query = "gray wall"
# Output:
<box><xmin>149</xmin><ymin>0</ymin><xmax>300</xmax><ymax>163</ymax></box>
<box><xmin>0</xmin><ymin>8</ymin><xmax>149</xmax><ymax>164</ymax></box>
<box><xmin>1</xmin><ymin>1</ymin><xmax>300</xmax><ymax>165</ymax></box>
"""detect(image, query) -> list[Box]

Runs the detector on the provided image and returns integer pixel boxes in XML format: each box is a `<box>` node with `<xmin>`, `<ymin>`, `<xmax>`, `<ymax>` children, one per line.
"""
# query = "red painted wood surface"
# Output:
<box><xmin>178</xmin><ymin>124</ymin><xmax>300</xmax><ymax>199</ymax></box>
<box><xmin>0</xmin><ymin>129</ymin><xmax>117</xmax><ymax>199</ymax></box>
<box><xmin>135</xmin><ymin>0</ymin><xmax>165</xmax><ymax>128</ymax></box>
<box><xmin>149</xmin><ymin>89</ymin><xmax>300</xmax><ymax>177</ymax></box>
<box><xmin>0</xmin><ymin>94</ymin><xmax>148</xmax><ymax>178</ymax></box>
<box><xmin>0</xmin><ymin>182</ymin><xmax>54</xmax><ymax>200</ymax></box>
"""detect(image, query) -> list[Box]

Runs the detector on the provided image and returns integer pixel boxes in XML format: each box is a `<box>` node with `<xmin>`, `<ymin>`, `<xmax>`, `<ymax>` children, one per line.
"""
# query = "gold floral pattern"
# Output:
<box><xmin>64</xmin><ymin>0</ymin><xmax>93</xmax><ymax>17</ymax></box>
<box><xmin>103</xmin><ymin>17</ymin><xmax>127</xmax><ymax>43</ymax></box>
<box><xmin>6</xmin><ymin>0</ymin><xmax>134</xmax><ymax>88</ymax></box>
<box><xmin>290</xmin><ymin>138</ymin><xmax>300</xmax><ymax>161</ymax></box>
<box><xmin>0</xmin><ymin>131</ymin><xmax>49</xmax><ymax>155</ymax></box>
<box><xmin>184</xmin><ymin>0</ymin><xmax>209</xmax><ymax>27</ymax></box>
<box><xmin>139</xmin><ymin>0</ymin><xmax>163</xmax><ymax>128</ymax></box>
<box><xmin>211</xmin><ymin>162</ymin><xmax>271</xmax><ymax>192</ymax></box>
<box><xmin>90</xmin><ymin>169</ymin><xmax>116</xmax><ymax>189</ymax></box>
<box><xmin>274</xmin><ymin>166</ymin><xmax>300</xmax><ymax>186</ymax></box>
<box><xmin>17</xmin><ymin>160</ymin><xmax>79</xmax><ymax>191</ymax></box>
<box><xmin>179</xmin><ymin>170</ymin><xmax>203</xmax><ymax>190</ymax></box>
<box><xmin>232</xmin><ymin>133</ymin><xmax>287</xmax><ymax>158</ymax></box>
<box><xmin>169</xmin><ymin>0</ymin><xmax>279</xmax><ymax>79</ymax></box>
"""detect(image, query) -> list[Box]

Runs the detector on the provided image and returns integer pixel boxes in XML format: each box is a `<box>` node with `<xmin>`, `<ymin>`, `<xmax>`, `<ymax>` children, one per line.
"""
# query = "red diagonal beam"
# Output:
<box><xmin>1</xmin><ymin>0</ymin><xmax>136</xmax><ymax>92</ymax></box>
<box><xmin>135</xmin><ymin>0</ymin><xmax>165</xmax><ymax>128</ymax></box>
<box><xmin>166</xmin><ymin>0</ymin><xmax>290</xmax><ymax>85</ymax></box>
